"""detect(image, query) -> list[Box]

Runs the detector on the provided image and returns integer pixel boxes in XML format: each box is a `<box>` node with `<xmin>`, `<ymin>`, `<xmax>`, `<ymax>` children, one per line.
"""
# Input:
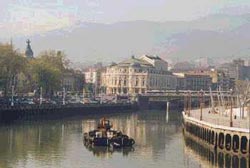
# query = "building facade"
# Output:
<box><xmin>101</xmin><ymin>55</ymin><xmax>177</xmax><ymax>95</ymax></box>
<box><xmin>185</xmin><ymin>73</ymin><xmax>212</xmax><ymax>91</ymax></box>
<box><xmin>84</xmin><ymin>67</ymin><xmax>103</xmax><ymax>95</ymax></box>
<box><xmin>174</xmin><ymin>72</ymin><xmax>212</xmax><ymax>91</ymax></box>
<box><xmin>219</xmin><ymin>59</ymin><xmax>250</xmax><ymax>81</ymax></box>
<box><xmin>62</xmin><ymin>71</ymin><xmax>84</xmax><ymax>92</ymax></box>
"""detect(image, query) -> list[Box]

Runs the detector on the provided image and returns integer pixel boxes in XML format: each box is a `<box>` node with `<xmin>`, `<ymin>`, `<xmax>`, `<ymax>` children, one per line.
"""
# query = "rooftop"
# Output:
<box><xmin>115</xmin><ymin>56</ymin><xmax>153</xmax><ymax>68</ymax></box>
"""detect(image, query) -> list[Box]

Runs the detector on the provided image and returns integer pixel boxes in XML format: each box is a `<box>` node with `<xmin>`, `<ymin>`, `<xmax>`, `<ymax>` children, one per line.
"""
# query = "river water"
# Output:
<box><xmin>0</xmin><ymin>110</ymin><xmax>243</xmax><ymax>168</ymax></box>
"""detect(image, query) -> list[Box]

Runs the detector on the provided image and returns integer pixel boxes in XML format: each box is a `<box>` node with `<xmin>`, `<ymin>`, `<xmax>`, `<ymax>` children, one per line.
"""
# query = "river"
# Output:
<box><xmin>0</xmin><ymin>110</ymin><xmax>240</xmax><ymax>168</ymax></box>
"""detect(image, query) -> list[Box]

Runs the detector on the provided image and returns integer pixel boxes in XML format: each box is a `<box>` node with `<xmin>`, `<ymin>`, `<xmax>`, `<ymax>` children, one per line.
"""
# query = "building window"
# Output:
<box><xmin>141</xmin><ymin>89</ymin><xmax>145</xmax><ymax>93</ymax></box>
<box><xmin>123</xmin><ymin>88</ymin><xmax>127</xmax><ymax>94</ymax></box>
<box><xmin>135</xmin><ymin>78</ymin><xmax>139</xmax><ymax>86</ymax></box>
<box><xmin>142</xmin><ymin>78</ymin><xmax>145</xmax><ymax>86</ymax></box>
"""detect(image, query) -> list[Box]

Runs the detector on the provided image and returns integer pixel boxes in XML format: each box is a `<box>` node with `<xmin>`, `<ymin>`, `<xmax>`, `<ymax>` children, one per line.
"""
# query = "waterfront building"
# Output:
<box><xmin>84</xmin><ymin>68</ymin><xmax>101</xmax><ymax>84</ymax></box>
<box><xmin>62</xmin><ymin>71</ymin><xmax>84</xmax><ymax>92</ymax></box>
<box><xmin>174</xmin><ymin>69</ymin><xmax>236</xmax><ymax>91</ymax></box>
<box><xmin>101</xmin><ymin>55</ymin><xmax>176</xmax><ymax>95</ymax></box>
<box><xmin>174</xmin><ymin>71</ymin><xmax>212</xmax><ymax>91</ymax></box>
<box><xmin>184</xmin><ymin>73</ymin><xmax>212</xmax><ymax>91</ymax></box>
<box><xmin>84</xmin><ymin>67</ymin><xmax>104</xmax><ymax>95</ymax></box>
<box><xmin>218</xmin><ymin>59</ymin><xmax>250</xmax><ymax>81</ymax></box>
<box><xmin>209</xmin><ymin>69</ymin><xmax>235</xmax><ymax>91</ymax></box>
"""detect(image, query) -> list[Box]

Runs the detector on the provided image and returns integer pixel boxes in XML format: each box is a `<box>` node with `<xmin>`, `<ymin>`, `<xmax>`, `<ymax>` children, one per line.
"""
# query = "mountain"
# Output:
<box><xmin>5</xmin><ymin>14</ymin><xmax>250</xmax><ymax>65</ymax></box>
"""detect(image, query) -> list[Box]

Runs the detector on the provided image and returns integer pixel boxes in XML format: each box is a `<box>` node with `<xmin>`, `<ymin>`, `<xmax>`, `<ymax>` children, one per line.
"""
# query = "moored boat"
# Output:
<box><xmin>83</xmin><ymin>118</ymin><xmax>135</xmax><ymax>148</ymax></box>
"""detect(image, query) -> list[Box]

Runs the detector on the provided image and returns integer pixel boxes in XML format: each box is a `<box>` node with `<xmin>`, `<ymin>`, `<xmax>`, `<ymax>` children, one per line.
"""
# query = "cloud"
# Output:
<box><xmin>85</xmin><ymin>0</ymin><xmax>100</xmax><ymax>7</ymax></box>
<box><xmin>0</xmin><ymin>0</ymin><xmax>249</xmax><ymax>38</ymax></box>
<box><xmin>2</xmin><ymin>1</ymin><xmax>78</xmax><ymax>37</ymax></box>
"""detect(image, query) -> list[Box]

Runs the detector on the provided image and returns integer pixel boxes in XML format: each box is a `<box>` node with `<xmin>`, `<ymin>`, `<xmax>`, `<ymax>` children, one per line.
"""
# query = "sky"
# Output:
<box><xmin>0</xmin><ymin>0</ymin><xmax>250</xmax><ymax>37</ymax></box>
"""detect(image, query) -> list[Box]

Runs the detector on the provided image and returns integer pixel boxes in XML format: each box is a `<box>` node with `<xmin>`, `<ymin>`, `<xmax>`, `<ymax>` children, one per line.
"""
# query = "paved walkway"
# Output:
<box><xmin>188</xmin><ymin>108</ymin><xmax>250</xmax><ymax>129</ymax></box>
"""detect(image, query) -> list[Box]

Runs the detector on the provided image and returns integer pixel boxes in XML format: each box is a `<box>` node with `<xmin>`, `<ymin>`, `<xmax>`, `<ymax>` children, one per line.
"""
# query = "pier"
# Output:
<box><xmin>183</xmin><ymin>106</ymin><xmax>250</xmax><ymax>157</ymax></box>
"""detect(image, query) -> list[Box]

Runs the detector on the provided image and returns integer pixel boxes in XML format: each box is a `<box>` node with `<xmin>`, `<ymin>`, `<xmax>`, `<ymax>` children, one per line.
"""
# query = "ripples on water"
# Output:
<box><xmin>0</xmin><ymin>110</ymin><xmax>246</xmax><ymax>168</ymax></box>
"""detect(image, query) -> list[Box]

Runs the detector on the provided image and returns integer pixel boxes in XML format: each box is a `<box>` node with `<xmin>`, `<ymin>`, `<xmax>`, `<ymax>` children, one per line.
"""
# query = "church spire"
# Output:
<box><xmin>25</xmin><ymin>39</ymin><xmax>34</xmax><ymax>58</ymax></box>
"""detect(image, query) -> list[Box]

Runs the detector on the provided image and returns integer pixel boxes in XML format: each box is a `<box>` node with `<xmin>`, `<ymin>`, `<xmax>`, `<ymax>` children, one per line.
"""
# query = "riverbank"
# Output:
<box><xmin>0</xmin><ymin>103</ymin><xmax>138</xmax><ymax>122</ymax></box>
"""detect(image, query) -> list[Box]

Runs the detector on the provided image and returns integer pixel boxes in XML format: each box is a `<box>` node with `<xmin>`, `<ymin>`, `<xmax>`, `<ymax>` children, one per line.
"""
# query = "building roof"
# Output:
<box><xmin>116</xmin><ymin>56</ymin><xmax>153</xmax><ymax>68</ymax></box>
<box><xmin>143</xmin><ymin>55</ymin><xmax>161</xmax><ymax>60</ymax></box>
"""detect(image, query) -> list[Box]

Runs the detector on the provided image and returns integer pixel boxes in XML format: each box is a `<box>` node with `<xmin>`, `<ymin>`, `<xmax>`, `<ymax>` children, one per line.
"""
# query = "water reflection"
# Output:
<box><xmin>84</xmin><ymin>143</ymin><xmax>135</xmax><ymax>158</ymax></box>
<box><xmin>81</xmin><ymin>110</ymin><xmax>182</xmax><ymax>160</ymax></box>
<box><xmin>0</xmin><ymin>110</ymin><xmax>194</xmax><ymax>168</ymax></box>
<box><xmin>183</xmin><ymin>135</ymin><xmax>250</xmax><ymax>168</ymax></box>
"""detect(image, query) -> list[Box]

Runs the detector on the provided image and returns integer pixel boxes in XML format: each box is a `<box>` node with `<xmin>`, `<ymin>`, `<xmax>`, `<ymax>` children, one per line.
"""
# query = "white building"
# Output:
<box><xmin>101</xmin><ymin>55</ymin><xmax>177</xmax><ymax>95</ymax></box>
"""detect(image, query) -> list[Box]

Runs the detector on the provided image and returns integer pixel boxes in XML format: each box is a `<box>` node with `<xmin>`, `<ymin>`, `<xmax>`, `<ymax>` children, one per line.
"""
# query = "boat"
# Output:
<box><xmin>83</xmin><ymin>143</ymin><xmax>135</xmax><ymax>157</ymax></box>
<box><xmin>83</xmin><ymin>118</ymin><xmax>135</xmax><ymax>148</ymax></box>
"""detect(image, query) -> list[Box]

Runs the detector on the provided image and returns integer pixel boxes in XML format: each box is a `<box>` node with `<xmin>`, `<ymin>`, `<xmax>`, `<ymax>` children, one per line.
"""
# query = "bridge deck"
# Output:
<box><xmin>188</xmin><ymin>108</ymin><xmax>249</xmax><ymax>129</ymax></box>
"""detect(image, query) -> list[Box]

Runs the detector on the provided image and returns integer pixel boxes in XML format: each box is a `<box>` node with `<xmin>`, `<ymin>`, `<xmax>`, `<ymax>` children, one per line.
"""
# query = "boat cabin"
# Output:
<box><xmin>98</xmin><ymin>118</ymin><xmax>113</xmax><ymax>130</ymax></box>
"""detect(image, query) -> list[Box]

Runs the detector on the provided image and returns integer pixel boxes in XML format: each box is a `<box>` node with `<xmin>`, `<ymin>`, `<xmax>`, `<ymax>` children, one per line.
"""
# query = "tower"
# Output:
<box><xmin>25</xmin><ymin>39</ymin><xmax>34</xmax><ymax>58</ymax></box>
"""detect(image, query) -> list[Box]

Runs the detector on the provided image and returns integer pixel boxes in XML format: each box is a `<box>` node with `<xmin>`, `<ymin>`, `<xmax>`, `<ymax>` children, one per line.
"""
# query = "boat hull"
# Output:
<box><xmin>84</xmin><ymin>134</ymin><xmax>135</xmax><ymax>147</ymax></box>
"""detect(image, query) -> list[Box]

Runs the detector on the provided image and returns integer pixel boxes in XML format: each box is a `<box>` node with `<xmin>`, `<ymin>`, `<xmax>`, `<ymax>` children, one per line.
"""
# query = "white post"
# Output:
<box><xmin>209</xmin><ymin>87</ymin><xmax>215</xmax><ymax>113</ymax></box>
<box><xmin>217</xmin><ymin>88</ymin><xmax>221</xmax><ymax>114</ymax></box>
<box><xmin>219</xmin><ymin>86</ymin><xmax>225</xmax><ymax>114</ymax></box>
<box><xmin>11</xmin><ymin>85</ymin><xmax>14</xmax><ymax>106</ymax></box>
<box><xmin>166</xmin><ymin>101</ymin><xmax>169</xmax><ymax>122</ymax></box>
<box><xmin>63</xmin><ymin>87</ymin><xmax>65</xmax><ymax>105</ymax></box>
<box><xmin>40</xmin><ymin>87</ymin><xmax>42</xmax><ymax>105</ymax></box>
<box><xmin>100</xmin><ymin>92</ymin><xmax>103</xmax><ymax>104</ymax></box>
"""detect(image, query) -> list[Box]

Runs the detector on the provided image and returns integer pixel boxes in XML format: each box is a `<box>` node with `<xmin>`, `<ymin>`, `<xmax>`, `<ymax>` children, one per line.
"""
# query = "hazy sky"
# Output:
<box><xmin>0</xmin><ymin>0</ymin><xmax>250</xmax><ymax>37</ymax></box>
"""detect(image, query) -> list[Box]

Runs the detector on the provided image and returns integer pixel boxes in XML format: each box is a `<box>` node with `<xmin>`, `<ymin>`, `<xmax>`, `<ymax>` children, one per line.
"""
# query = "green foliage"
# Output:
<box><xmin>0</xmin><ymin>43</ymin><xmax>27</xmax><ymax>96</ymax></box>
<box><xmin>0</xmin><ymin>44</ymin><xmax>72</xmax><ymax>97</ymax></box>
<box><xmin>30</xmin><ymin>50</ymin><xmax>68</xmax><ymax>96</ymax></box>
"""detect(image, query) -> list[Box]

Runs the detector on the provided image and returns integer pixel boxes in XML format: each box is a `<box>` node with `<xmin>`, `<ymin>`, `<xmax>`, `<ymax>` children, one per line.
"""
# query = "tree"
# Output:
<box><xmin>30</xmin><ymin>50</ymin><xmax>68</xmax><ymax>97</ymax></box>
<box><xmin>0</xmin><ymin>43</ymin><xmax>27</xmax><ymax>97</ymax></box>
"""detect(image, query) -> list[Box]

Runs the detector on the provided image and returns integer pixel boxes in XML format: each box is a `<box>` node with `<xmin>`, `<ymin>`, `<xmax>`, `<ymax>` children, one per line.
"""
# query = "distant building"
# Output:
<box><xmin>84</xmin><ymin>67</ymin><xmax>103</xmax><ymax>95</ymax></box>
<box><xmin>174</xmin><ymin>71</ymin><xmax>212</xmax><ymax>91</ymax></box>
<box><xmin>25</xmin><ymin>39</ymin><xmax>34</xmax><ymax>59</ymax></box>
<box><xmin>62</xmin><ymin>71</ymin><xmax>84</xmax><ymax>92</ymax></box>
<box><xmin>172</xmin><ymin>62</ymin><xmax>195</xmax><ymax>72</ymax></box>
<box><xmin>209</xmin><ymin>69</ymin><xmax>235</xmax><ymax>91</ymax></box>
<box><xmin>174</xmin><ymin>69</ymin><xmax>234</xmax><ymax>91</ymax></box>
<box><xmin>185</xmin><ymin>73</ymin><xmax>212</xmax><ymax>91</ymax></box>
<box><xmin>101</xmin><ymin>55</ymin><xmax>176</xmax><ymax>95</ymax></box>
<box><xmin>218</xmin><ymin>59</ymin><xmax>250</xmax><ymax>81</ymax></box>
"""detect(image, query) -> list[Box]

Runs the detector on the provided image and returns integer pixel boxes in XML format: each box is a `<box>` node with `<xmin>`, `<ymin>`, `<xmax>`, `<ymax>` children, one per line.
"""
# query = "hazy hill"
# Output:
<box><xmin>8</xmin><ymin>14</ymin><xmax>250</xmax><ymax>66</ymax></box>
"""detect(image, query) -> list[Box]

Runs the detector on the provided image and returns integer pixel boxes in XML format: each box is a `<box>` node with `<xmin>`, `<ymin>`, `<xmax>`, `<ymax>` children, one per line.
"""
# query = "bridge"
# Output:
<box><xmin>136</xmin><ymin>90</ymin><xmax>235</xmax><ymax>110</ymax></box>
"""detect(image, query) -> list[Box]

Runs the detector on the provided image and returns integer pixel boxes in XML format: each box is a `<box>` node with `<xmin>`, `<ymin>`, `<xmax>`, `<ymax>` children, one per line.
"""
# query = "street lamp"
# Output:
<box><xmin>184</xmin><ymin>93</ymin><xmax>187</xmax><ymax>114</ymax></box>
<box><xmin>188</xmin><ymin>91</ymin><xmax>191</xmax><ymax>116</ymax></box>
<box><xmin>63</xmin><ymin>87</ymin><xmax>66</xmax><ymax>105</ymax></box>
<box><xmin>39</xmin><ymin>87</ymin><xmax>43</xmax><ymax>105</ymax></box>
<box><xmin>230</xmin><ymin>89</ymin><xmax>233</xmax><ymax>127</ymax></box>
<box><xmin>11</xmin><ymin>85</ymin><xmax>14</xmax><ymax>106</ymax></box>
<box><xmin>199</xmin><ymin>89</ymin><xmax>204</xmax><ymax>121</ymax></box>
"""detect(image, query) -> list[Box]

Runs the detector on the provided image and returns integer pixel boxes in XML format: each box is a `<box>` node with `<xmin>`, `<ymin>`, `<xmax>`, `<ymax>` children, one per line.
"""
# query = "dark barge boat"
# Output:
<box><xmin>83</xmin><ymin>118</ymin><xmax>135</xmax><ymax>148</ymax></box>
